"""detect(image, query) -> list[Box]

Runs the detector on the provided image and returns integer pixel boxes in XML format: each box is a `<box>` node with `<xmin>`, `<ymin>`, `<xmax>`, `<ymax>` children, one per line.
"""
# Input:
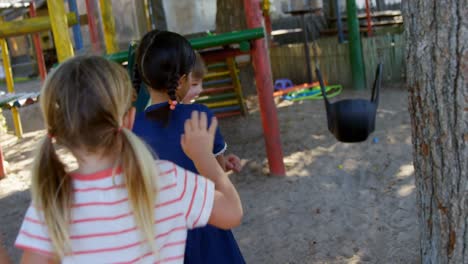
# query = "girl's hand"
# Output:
<box><xmin>181</xmin><ymin>111</ymin><xmax>217</xmax><ymax>161</ymax></box>
<box><xmin>225</xmin><ymin>154</ymin><xmax>243</xmax><ymax>173</ymax></box>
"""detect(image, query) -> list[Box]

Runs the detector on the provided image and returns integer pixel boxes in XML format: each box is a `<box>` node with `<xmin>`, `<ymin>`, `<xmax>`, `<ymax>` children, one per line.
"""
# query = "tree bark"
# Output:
<box><xmin>403</xmin><ymin>0</ymin><xmax>467</xmax><ymax>263</ymax></box>
<box><xmin>215</xmin><ymin>0</ymin><xmax>247</xmax><ymax>33</ymax></box>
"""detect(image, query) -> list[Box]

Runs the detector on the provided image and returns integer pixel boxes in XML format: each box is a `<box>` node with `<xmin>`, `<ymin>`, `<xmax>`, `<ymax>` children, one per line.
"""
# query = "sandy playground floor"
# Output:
<box><xmin>0</xmin><ymin>80</ymin><xmax>419</xmax><ymax>263</ymax></box>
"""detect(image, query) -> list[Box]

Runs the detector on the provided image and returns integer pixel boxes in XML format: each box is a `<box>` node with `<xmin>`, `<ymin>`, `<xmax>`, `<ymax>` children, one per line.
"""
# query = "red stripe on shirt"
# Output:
<box><xmin>73</xmin><ymin>184</ymin><xmax>125</xmax><ymax>192</ymax></box>
<box><xmin>185</xmin><ymin>172</ymin><xmax>198</xmax><ymax>221</ymax></box>
<box><xmin>158</xmin><ymin>255</ymin><xmax>185</xmax><ymax>263</ymax></box>
<box><xmin>155</xmin><ymin>170</ymin><xmax>187</xmax><ymax>209</ymax></box>
<box><xmin>20</xmin><ymin>230</ymin><xmax>50</xmax><ymax>242</ymax></box>
<box><xmin>72</xmin><ymin>239</ymin><xmax>186</xmax><ymax>256</ymax></box>
<box><xmin>160</xmin><ymin>183</ymin><xmax>177</xmax><ymax>191</ymax></box>
<box><xmin>72</xmin><ymin>197</ymin><xmax>128</xmax><ymax>208</ymax></box>
<box><xmin>71</xmin><ymin>167</ymin><xmax>123</xmax><ymax>181</ymax></box>
<box><xmin>119</xmin><ymin>253</ymin><xmax>184</xmax><ymax>264</ymax></box>
<box><xmin>25</xmin><ymin>216</ymin><xmax>43</xmax><ymax>225</ymax></box>
<box><xmin>73</xmin><ymin>212</ymin><xmax>134</xmax><ymax>224</ymax></box>
<box><xmin>193</xmin><ymin>179</ymin><xmax>209</xmax><ymax>227</ymax></box>
<box><xmin>160</xmin><ymin>168</ymin><xmax>176</xmax><ymax>176</ymax></box>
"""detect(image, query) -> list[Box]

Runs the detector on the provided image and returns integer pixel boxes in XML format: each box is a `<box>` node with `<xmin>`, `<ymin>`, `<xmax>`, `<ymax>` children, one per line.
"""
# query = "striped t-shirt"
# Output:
<box><xmin>15</xmin><ymin>160</ymin><xmax>215</xmax><ymax>263</ymax></box>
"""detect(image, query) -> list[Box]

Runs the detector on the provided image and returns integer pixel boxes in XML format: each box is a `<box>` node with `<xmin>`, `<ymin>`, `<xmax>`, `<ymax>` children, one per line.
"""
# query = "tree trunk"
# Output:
<box><xmin>215</xmin><ymin>0</ymin><xmax>246</xmax><ymax>33</ymax></box>
<box><xmin>403</xmin><ymin>1</ymin><xmax>467</xmax><ymax>263</ymax></box>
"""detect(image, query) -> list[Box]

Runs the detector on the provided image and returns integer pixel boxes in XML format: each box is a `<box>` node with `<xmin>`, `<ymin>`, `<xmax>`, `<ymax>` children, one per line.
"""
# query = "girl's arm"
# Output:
<box><xmin>181</xmin><ymin>111</ymin><xmax>243</xmax><ymax>229</ymax></box>
<box><xmin>193</xmin><ymin>155</ymin><xmax>243</xmax><ymax>229</ymax></box>
<box><xmin>21</xmin><ymin>251</ymin><xmax>58</xmax><ymax>264</ymax></box>
<box><xmin>0</xmin><ymin>243</ymin><xmax>11</xmax><ymax>264</ymax></box>
<box><xmin>216</xmin><ymin>155</ymin><xmax>227</xmax><ymax>171</ymax></box>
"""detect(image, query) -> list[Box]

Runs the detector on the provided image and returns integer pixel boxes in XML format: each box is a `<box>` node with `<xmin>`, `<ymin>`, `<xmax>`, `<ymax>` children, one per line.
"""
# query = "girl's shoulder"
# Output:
<box><xmin>182</xmin><ymin>103</ymin><xmax>215</xmax><ymax>116</ymax></box>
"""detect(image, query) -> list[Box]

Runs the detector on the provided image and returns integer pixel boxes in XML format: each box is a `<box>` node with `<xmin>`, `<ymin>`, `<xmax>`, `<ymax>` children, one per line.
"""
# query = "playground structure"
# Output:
<box><xmin>0</xmin><ymin>0</ymin><xmax>286</xmax><ymax>177</ymax></box>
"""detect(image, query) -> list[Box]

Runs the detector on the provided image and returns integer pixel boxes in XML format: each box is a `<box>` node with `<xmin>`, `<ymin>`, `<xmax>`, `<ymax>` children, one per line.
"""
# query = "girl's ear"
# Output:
<box><xmin>123</xmin><ymin>107</ymin><xmax>136</xmax><ymax>130</ymax></box>
<box><xmin>178</xmin><ymin>74</ymin><xmax>188</xmax><ymax>88</ymax></box>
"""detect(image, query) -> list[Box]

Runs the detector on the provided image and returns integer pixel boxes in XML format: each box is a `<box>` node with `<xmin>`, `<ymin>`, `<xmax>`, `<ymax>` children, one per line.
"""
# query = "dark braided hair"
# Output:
<box><xmin>135</xmin><ymin>30</ymin><xmax>196</xmax><ymax>125</ymax></box>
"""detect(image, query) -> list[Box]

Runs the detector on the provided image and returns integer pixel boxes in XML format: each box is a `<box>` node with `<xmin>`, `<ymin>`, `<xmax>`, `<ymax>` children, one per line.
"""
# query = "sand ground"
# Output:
<box><xmin>0</xmin><ymin>80</ymin><xmax>419</xmax><ymax>263</ymax></box>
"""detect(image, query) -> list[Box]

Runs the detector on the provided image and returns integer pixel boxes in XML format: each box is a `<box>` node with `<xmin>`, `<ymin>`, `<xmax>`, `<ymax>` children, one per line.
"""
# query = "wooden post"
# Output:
<box><xmin>29</xmin><ymin>1</ymin><xmax>47</xmax><ymax>81</ymax></box>
<box><xmin>98</xmin><ymin>0</ymin><xmax>118</xmax><ymax>54</ymax></box>
<box><xmin>47</xmin><ymin>0</ymin><xmax>74</xmax><ymax>62</ymax></box>
<box><xmin>243</xmin><ymin>0</ymin><xmax>285</xmax><ymax>176</ymax></box>
<box><xmin>0</xmin><ymin>18</ymin><xmax>23</xmax><ymax>138</ymax></box>
<box><xmin>85</xmin><ymin>0</ymin><xmax>100</xmax><ymax>53</ymax></box>
<box><xmin>365</xmin><ymin>0</ymin><xmax>373</xmax><ymax>36</ymax></box>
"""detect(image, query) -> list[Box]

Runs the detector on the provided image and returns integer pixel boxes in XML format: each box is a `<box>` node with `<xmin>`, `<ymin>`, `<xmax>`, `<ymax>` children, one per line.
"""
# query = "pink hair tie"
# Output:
<box><xmin>169</xmin><ymin>100</ymin><xmax>178</xmax><ymax>110</ymax></box>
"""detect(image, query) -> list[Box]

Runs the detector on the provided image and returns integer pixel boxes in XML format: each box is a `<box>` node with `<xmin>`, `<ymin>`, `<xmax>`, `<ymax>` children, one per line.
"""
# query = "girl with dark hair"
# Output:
<box><xmin>133</xmin><ymin>30</ymin><xmax>246</xmax><ymax>264</ymax></box>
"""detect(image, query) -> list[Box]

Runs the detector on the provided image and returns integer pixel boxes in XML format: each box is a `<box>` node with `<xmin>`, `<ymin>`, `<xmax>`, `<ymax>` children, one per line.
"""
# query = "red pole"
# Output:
<box><xmin>243</xmin><ymin>0</ymin><xmax>285</xmax><ymax>176</ymax></box>
<box><xmin>0</xmin><ymin>144</ymin><xmax>5</xmax><ymax>179</ymax></box>
<box><xmin>29</xmin><ymin>1</ymin><xmax>47</xmax><ymax>81</ymax></box>
<box><xmin>365</xmin><ymin>0</ymin><xmax>372</xmax><ymax>36</ymax></box>
<box><xmin>85</xmin><ymin>0</ymin><xmax>101</xmax><ymax>53</ymax></box>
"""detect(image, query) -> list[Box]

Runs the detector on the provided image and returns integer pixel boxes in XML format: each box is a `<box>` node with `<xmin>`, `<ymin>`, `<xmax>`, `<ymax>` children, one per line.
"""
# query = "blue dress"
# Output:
<box><xmin>133</xmin><ymin>102</ymin><xmax>245</xmax><ymax>264</ymax></box>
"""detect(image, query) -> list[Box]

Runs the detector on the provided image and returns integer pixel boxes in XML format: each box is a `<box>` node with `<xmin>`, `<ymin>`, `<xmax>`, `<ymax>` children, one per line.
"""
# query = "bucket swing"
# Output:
<box><xmin>311</xmin><ymin>41</ymin><xmax>383</xmax><ymax>143</ymax></box>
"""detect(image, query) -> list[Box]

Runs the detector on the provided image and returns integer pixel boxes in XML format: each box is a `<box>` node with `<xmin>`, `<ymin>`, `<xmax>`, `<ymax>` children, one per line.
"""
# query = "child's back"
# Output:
<box><xmin>15</xmin><ymin>55</ymin><xmax>243</xmax><ymax>264</ymax></box>
<box><xmin>134</xmin><ymin>103</ymin><xmax>224</xmax><ymax>173</ymax></box>
<box><xmin>133</xmin><ymin>30</ymin><xmax>245</xmax><ymax>264</ymax></box>
<box><xmin>17</xmin><ymin>160</ymin><xmax>212</xmax><ymax>263</ymax></box>
<box><xmin>134</xmin><ymin>103</ymin><xmax>245</xmax><ymax>264</ymax></box>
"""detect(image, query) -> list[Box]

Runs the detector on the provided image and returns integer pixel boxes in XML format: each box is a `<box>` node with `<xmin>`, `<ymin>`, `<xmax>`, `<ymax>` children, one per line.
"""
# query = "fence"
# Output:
<box><xmin>269</xmin><ymin>33</ymin><xmax>404</xmax><ymax>89</ymax></box>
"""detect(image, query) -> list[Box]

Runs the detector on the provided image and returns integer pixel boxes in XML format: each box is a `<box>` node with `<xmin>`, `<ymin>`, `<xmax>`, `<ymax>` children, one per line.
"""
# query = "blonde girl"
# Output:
<box><xmin>15</xmin><ymin>55</ymin><xmax>242</xmax><ymax>263</ymax></box>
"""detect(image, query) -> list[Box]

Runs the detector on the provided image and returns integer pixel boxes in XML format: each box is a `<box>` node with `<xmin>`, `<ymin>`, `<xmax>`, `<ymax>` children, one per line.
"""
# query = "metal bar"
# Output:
<box><xmin>300</xmin><ymin>14</ymin><xmax>313</xmax><ymax>83</ymax></box>
<box><xmin>29</xmin><ymin>1</ymin><xmax>47</xmax><ymax>81</ymax></box>
<box><xmin>47</xmin><ymin>0</ymin><xmax>74</xmax><ymax>62</ymax></box>
<box><xmin>0</xmin><ymin>12</ymin><xmax>79</xmax><ymax>38</ymax></box>
<box><xmin>189</xmin><ymin>28</ymin><xmax>264</xmax><ymax>49</ymax></box>
<box><xmin>0</xmin><ymin>17</ymin><xmax>22</xmax><ymax>138</ymax></box>
<box><xmin>346</xmin><ymin>0</ymin><xmax>366</xmax><ymax>90</ymax></box>
<box><xmin>68</xmin><ymin>0</ymin><xmax>84</xmax><ymax>50</ymax></box>
<box><xmin>98</xmin><ymin>0</ymin><xmax>118</xmax><ymax>54</ymax></box>
<box><xmin>243</xmin><ymin>0</ymin><xmax>285</xmax><ymax>176</ymax></box>
<box><xmin>335</xmin><ymin>0</ymin><xmax>345</xmax><ymax>43</ymax></box>
<box><xmin>85</xmin><ymin>0</ymin><xmax>100</xmax><ymax>53</ymax></box>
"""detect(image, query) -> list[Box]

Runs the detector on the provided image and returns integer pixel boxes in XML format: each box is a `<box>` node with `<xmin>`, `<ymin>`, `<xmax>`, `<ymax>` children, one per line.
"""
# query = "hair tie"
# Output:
<box><xmin>169</xmin><ymin>100</ymin><xmax>178</xmax><ymax>110</ymax></box>
<box><xmin>47</xmin><ymin>133</ymin><xmax>54</xmax><ymax>140</ymax></box>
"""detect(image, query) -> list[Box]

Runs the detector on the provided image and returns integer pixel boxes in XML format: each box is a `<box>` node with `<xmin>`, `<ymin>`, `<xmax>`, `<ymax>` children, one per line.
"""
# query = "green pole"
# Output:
<box><xmin>346</xmin><ymin>0</ymin><xmax>366</xmax><ymax>90</ymax></box>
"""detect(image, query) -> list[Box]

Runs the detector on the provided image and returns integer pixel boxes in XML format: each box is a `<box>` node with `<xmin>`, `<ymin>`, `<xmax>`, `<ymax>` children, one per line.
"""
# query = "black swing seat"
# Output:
<box><xmin>317</xmin><ymin>63</ymin><xmax>383</xmax><ymax>143</ymax></box>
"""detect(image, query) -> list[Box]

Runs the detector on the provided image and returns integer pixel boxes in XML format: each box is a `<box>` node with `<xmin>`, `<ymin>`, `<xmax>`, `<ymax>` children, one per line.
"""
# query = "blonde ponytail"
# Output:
<box><xmin>31</xmin><ymin>136</ymin><xmax>72</xmax><ymax>257</ymax></box>
<box><xmin>120</xmin><ymin>128</ymin><xmax>158</xmax><ymax>255</ymax></box>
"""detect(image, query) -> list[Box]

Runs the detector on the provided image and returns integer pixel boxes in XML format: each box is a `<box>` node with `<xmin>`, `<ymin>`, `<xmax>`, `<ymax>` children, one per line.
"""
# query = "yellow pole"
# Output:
<box><xmin>144</xmin><ymin>0</ymin><xmax>153</xmax><ymax>31</ymax></box>
<box><xmin>0</xmin><ymin>12</ymin><xmax>79</xmax><ymax>38</ymax></box>
<box><xmin>47</xmin><ymin>0</ymin><xmax>74</xmax><ymax>62</ymax></box>
<box><xmin>98</xmin><ymin>0</ymin><xmax>118</xmax><ymax>54</ymax></box>
<box><xmin>227</xmin><ymin>57</ymin><xmax>247</xmax><ymax>115</ymax></box>
<box><xmin>205</xmin><ymin>99</ymin><xmax>239</xmax><ymax>108</ymax></box>
<box><xmin>0</xmin><ymin>18</ymin><xmax>22</xmax><ymax>138</ymax></box>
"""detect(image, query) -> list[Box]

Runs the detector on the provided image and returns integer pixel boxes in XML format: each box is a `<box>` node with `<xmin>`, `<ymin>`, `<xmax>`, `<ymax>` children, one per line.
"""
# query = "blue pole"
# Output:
<box><xmin>335</xmin><ymin>0</ymin><xmax>345</xmax><ymax>43</ymax></box>
<box><xmin>68</xmin><ymin>0</ymin><xmax>83</xmax><ymax>50</ymax></box>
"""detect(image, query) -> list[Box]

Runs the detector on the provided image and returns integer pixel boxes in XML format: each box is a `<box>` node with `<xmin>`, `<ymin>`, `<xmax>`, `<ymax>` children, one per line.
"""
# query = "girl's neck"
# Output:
<box><xmin>150</xmin><ymin>90</ymin><xmax>170</xmax><ymax>105</ymax></box>
<box><xmin>73</xmin><ymin>150</ymin><xmax>118</xmax><ymax>176</ymax></box>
